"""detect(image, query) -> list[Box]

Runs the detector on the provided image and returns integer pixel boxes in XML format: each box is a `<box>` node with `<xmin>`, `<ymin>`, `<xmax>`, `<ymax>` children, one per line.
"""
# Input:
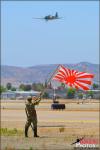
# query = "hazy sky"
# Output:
<box><xmin>1</xmin><ymin>1</ymin><xmax>99</xmax><ymax>67</ymax></box>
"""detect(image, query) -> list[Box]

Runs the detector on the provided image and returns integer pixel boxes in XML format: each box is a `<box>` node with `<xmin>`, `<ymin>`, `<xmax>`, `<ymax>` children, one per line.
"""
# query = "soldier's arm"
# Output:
<box><xmin>32</xmin><ymin>93</ymin><xmax>42</xmax><ymax>105</ymax></box>
<box><xmin>25</xmin><ymin>105</ymin><xmax>29</xmax><ymax>117</ymax></box>
<box><xmin>32</xmin><ymin>96</ymin><xmax>41</xmax><ymax>105</ymax></box>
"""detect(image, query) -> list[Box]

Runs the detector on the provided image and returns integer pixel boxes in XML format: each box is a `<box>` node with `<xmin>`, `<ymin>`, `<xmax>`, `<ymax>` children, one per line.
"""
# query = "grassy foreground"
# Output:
<box><xmin>0</xmin><ymin>127</ymin><xmax>75</xmax><ymax>150</ymax></box>
<box><xmin>1</xmin><ymin>127</ymin><xmax>100</xmax><ymax>150</ymax></box>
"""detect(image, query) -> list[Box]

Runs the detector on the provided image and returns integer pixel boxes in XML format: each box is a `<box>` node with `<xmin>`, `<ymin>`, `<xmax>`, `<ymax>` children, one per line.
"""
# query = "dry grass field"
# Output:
<box><xmin>1</xmin><ymin>99</ymin><xmax>100</xmax><ymax>150</ymax></box>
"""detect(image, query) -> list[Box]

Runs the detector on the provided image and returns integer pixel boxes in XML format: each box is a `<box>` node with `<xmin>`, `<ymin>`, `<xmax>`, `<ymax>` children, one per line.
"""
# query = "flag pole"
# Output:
<box><xmin>46</xmin><ymin>64</ymin><xmax>61</xmax><ymax>85</ymax></box>
<box><xmin>34</xmin><ymin>64</ymin><xmax>61</xmax><ymax>102</ymax></box>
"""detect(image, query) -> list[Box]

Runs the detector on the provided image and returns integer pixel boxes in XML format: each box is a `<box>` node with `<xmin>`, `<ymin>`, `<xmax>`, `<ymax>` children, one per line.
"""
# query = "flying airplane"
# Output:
<box><xmin>33</xmin><ymin>12</ymin><xmax>62</xmax><ymax>21</ymax></box>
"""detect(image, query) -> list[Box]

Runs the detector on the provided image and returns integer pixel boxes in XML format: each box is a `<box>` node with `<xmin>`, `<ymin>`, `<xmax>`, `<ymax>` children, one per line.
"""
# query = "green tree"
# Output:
<box><xmin>67</xmin><ymin>88</ymin><xmax>76</xmax><ymax>99</ymax></box>
<box><xmin>36</xmin><ymin>83</ymin><xmax>44</xmax><ymax>91</ymax></box>
<box><xmin>32</xmin><ymin>83</ymin><xmax>37</xmax><ymax>91</ymax></box>
<box><xmin>11</xmin><ymin>87</ymin><xmax>16</xmax><ymax>91</ymax></box>
<box><xmin>6</xmin><ymin>83</ymin><xmax>12</xmax><ymax>90</ymax></box>
<box><xmin>24</xmin><ymin>84</ymin><xmax>32</xmax><ymax>91</ymax></box>
<box><xmin>92</xmin><ymin>83</ymin><xmax>98</xmax><ymax>90</ymax></box>
<box><xmin>19</xmin><ymin>84</ymin><xmax>25</xmax><ymax>91</ymax></box>
<box><xmin>61</xmin><ymin>83</ymin><xmax>65</xmax><ymax>88</ymax></box>
<box><xmin>42</xmin><ymin>92</ymin><xmax>49</xmax><ymax>99</ymax></box>
<box><xmin>87</xmin><ymin>91</ymin><xmax>94</xmax><ymax>98</ymax></box>
<box><xmin>0</xmin><ymin>85</ymin><xmax>6</xmax><ymax>94</ymax></box>
<box><xmin>44</xmin><ymin>80</ymin><xmax>48</xmax><ymax>88</ymax></box>
<box><xmin>19</xmin><ymin>84</ymin><xmax>32</xmax><ymax>91</ymax></box>
<box><xmin>78</xmin><ymin>93</ymin><xmax>83</xmax><ymax>99</ymax></box>
<box><xmin>32</xmin><ymin>83</ymin><xmax>44</xmax><ymax>91</ymax></box>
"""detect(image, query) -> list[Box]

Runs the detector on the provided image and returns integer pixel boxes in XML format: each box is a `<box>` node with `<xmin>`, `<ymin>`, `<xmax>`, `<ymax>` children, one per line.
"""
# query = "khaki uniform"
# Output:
<box><xmin>25</xmin><ymin>97</ymin><xmax>41</xmax><ymax>137</ymax></box>
<box><xmin>25</xmin><ymin>102</ymin><xmax>37</xmax><ymax>128</ymax></box>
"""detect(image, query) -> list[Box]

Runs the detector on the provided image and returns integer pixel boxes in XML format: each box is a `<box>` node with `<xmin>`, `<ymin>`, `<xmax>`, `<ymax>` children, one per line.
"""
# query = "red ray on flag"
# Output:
<box><xmin>52</xmin><ymin>65</ymin><xmax>94</xmax><ymax>90</ymax></box>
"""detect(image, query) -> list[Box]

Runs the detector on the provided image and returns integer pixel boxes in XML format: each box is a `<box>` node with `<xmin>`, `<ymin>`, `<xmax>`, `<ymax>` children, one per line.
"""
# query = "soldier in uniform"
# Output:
<box><xmin>25</xmin><ymin>94</ymin><xmax>41</xmax><ymax>138</ymax></box>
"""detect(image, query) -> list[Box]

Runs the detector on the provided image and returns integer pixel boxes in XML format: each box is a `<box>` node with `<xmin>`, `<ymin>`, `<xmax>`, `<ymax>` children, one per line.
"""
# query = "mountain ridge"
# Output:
<box><xmin>2</xmin><ymin>61</ymin><xmax>98</xmax><ymax>68</ymax></box>
<box><xmin>1</xmin><ymin>62</ymin><xmax>99</xmax><ymax>87</ymax></box>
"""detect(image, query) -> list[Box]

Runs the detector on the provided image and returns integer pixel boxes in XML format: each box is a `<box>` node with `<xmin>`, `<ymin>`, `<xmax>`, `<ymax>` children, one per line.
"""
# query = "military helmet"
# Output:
<box><xmin>27</xmin><ymin>96</ymin><xmax>32</xmax><ymax>101</ymax></box>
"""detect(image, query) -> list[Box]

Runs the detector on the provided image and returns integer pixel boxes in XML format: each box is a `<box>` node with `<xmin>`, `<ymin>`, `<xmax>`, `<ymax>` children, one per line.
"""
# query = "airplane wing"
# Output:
<box><xmin>32</xmin><ymin>17</ymin><xmax>45</xmax><ymax>19</ymax></box>
<box><xmin>56</xmin><ymin>17</ymin><xmax>63</xmax><ymax>19</ymax></box>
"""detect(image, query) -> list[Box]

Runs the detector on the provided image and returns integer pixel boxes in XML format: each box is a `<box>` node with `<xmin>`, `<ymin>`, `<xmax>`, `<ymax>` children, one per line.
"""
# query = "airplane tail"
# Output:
<box><xmin>55</xmin><ymin>12</ymin><xmax>58</xmax><ymax>18</ymax></box>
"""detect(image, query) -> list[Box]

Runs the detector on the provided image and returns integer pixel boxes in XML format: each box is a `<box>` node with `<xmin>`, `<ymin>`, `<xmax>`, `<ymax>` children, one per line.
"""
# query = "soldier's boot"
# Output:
<box><xmin>34</xmin><ymin>127</ymin><xmax>39</xmax><ymax>137</ymax></box>
<box><xmin>25</xmin><ymin>125</ymin><xmax>28</xmax><ymax>137</ymax></box>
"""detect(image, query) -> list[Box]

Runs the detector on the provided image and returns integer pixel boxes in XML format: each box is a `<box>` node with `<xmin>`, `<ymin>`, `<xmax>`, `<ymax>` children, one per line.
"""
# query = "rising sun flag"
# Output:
<box><xmin>52</xmin><ymin>65</ymin><xmax>94</xmax><ymax>91</ymax></box>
